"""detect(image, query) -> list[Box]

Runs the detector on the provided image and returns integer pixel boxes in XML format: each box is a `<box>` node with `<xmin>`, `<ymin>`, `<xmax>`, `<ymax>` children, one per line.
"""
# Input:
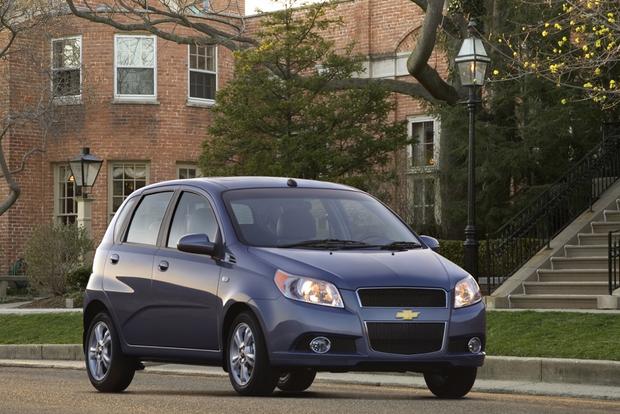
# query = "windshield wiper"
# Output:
<box><xmin>278</xmin><ymin>239</ymin><xmax>372</xmax><ymax>249</ymax></box>
<box><xmin>379</xmin><ymin>241</ymin><xmax>423</xmax><ymax>251</ymax></box>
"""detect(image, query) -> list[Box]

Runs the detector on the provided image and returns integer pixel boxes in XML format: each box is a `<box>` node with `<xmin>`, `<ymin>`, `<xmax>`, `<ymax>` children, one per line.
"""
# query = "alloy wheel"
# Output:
<box><xmin>88</xmin><ymin>321</ymin><xmax>112</xmax><ymax>381</ymax></box>
<box><xmin>229</xmin><ymin>322</ymin><xmax>256</xmax><ymax>386</ymax></box>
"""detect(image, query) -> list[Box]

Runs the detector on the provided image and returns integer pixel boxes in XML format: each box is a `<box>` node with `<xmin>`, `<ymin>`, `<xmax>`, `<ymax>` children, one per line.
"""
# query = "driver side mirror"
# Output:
<box><xmin>177</xmin><ymin>233</ymin><xmax>217</xmax><ymax>256</ymax></box>
<box><xmin>419</xmin><ymin>235</ymin><xmax>440</xmax><ymax>252</ymax></box>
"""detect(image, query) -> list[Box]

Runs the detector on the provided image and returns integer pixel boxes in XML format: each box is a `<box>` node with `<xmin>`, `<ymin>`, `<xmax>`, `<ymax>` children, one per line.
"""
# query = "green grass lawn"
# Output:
<box><xmin>0</xmin><ymin>311</ymin><xmax>618</xmax><ymax>360</ymax></box>
<box><xmin>486</xmin><ymin>311</ymin><xmax>620</xmax><ymax>361</ymax></box>
<box><xmin>0</xmin><ymin>313</ymin><xmax>82</xmax><ymax>345</ymax></box>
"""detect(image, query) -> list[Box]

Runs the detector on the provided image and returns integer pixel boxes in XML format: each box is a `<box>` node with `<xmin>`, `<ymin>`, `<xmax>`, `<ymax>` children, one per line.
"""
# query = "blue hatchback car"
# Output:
<box><xmin>83</xmin><ymin>177</ymin><xmax>485</xmax><ymax>398</ymax></box>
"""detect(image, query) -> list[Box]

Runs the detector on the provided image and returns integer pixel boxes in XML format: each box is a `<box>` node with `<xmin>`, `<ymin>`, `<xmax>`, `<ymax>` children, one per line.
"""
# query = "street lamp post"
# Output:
<box><xmin>68</xmin><ymin>147</ymin><xmax>103</xmax><ymax>236</ymax></box>
<box><xmin>454</xmin><ymin>21</ymin><xmax>490</xmax><ymax>281</ymax></box>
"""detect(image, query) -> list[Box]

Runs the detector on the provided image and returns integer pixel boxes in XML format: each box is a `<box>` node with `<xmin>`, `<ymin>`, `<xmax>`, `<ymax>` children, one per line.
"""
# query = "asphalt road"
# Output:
<box><xmin>1</xmin><ymin>366</ymin><xmax>619</xmax><ymax>414</ymax></box>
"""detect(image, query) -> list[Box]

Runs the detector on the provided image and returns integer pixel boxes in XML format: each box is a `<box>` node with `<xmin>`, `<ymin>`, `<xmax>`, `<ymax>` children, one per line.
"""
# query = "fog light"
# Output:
<box><xmin>309</xmin><ymin>336</ymin><xmax>331</xmax><ymax>354</ymax></box>
<box><xmin>468</xmin><ymin>337</ymin><xmax>482</xmax><ymax>353</ymax></box>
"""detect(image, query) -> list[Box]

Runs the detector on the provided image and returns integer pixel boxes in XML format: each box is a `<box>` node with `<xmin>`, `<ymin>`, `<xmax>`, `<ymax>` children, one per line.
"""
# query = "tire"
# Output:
<box><xmin>423</xmin><ymin>367</ymin><xmax>477</xmax><ymax>399</ymax></box>
<box><xmin>277</xmin><ymin>369</ymin><xmax>316</xmax><ymax>392</ymax></box>
<box><xmin>85</xmin><ymin>312</ymin><xmax>136</xmax><ymax>393</ymax></box>
<box><xmin>226</xmin><ymin>312</ymin><xmax>278</xmax><ymax>396</ymax></box>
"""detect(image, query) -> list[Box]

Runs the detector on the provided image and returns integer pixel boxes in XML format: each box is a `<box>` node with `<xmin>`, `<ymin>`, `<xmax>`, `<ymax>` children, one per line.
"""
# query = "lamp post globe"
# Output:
<box><xmin>68</xmin><ymin>147</ymin><xmax>102</xmax><ymax>236</ymax></box>
<box><xmin>69</xmin><ymin>147</ymin><xmax>103</xmax><ymax>191</ymax></box>
<box><xmin>455</xmin><ymin>20</ymin><xmax>490</xmax><ymax>282</ymax></box>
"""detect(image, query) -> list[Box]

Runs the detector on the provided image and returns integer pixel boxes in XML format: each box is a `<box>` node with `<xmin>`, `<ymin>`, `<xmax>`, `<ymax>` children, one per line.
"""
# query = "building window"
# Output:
<box><xmin>188</xmin><ymin>0</ymin><xmax>210</xmax><ymax>14</ymax></box>
<box><xmin>408</xmin><ymin>117</ymin><xmax>438</xmax><ymax>168</ymax></box>
<box><xmin>52</xmin><ymin>36</ymin><xmax>81</xmax><ymax>98</ymax></box>
<box><xmin>54</xmin><ymin>164</ymin><xmax>80</xmax><ymax>224</ymax></box>
<box><xmin>109</xmin><ymin>162</ymin><xmax>149</xmax><ymax>218</ymax></box>
<box><xmin>115</xmin><ymin>35</ymin><xmax>156</xmax><ymax>98</ymax></box>
<box><xmin>188</xmin><ymin>45</ymin><xmax>217</xmax><ymax>102</ymax></box>
<box><xmin>411</xmin><ymin>175</ymin><xmax>435</xmax><ymax>225</ymax></box>
<box><xmin>177</xmin><ymin>164</ymin><xmax>201</xmax><ymax>179</ymax></box>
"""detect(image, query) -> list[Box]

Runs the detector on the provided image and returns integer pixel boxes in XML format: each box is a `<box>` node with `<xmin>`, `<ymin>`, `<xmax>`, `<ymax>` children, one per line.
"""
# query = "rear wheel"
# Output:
<box><xmin>226</xmin><ymin>312</ymin><xmax>278</xmax><ymax>396</ymax></box>
<box><xmin>423</xmin><ymin>367</ymin><xmax>477</xmax><ymax>399</ymax></box>
<box><xmin>277</xmin><ymin>369</ymin><xmax>316</xmax><ymax>392</ymax></box>
<box><xmin>85</xmin><ymin>312</ymin><xmax>136</xmax><ymax>392</ymax></box>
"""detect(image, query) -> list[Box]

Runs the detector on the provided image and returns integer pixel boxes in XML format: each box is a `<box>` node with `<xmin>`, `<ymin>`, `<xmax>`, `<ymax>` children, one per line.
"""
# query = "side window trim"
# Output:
<box><xmin>157</xmin><ymin>188</ymin><xmax>182</xmax><ymax>248</ymax></box>
<box><xmin>113</xmin><ymin>195</ymin><xmax>139</xmax><ymax>244</ymax></box>
<box><xmin>163</xmin><ymin>188</ymin><xmax>223</xmax><ymax>250</ymax></box>
<box><xmin>122</xmin><ymin>188</ymin><xmax>175</xmax><ymax>246</ymax></box>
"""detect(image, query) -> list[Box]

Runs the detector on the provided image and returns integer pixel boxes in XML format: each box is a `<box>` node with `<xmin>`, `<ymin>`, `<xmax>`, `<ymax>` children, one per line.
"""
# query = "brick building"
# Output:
<box><xmin>0</xmin><ymin>0</ymin><xmax>447</xmax><ymax>272</ymax></box>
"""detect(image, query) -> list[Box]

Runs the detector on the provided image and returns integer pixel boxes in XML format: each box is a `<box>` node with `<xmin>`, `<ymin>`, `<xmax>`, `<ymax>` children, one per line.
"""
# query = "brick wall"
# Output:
<box><xmin>0</xmin><ymin>0</ymin><xmax>447</xmax><ymax>272</ymax></box>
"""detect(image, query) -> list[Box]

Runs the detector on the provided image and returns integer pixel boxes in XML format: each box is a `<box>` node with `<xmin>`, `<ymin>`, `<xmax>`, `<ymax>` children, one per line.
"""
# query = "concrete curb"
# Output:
<box><xmin>0</xmin><ymin>344</ymin><xmax>618</xmax><ymax>387</ymax></box>
<box><xmin>0</xmin><ymin>344</ymin><xmax>83</xmax><ymax>361</ymax></box>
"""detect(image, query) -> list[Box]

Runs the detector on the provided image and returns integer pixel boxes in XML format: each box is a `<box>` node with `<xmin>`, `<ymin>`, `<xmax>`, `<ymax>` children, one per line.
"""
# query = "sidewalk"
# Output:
<box><xmin>1</xmin><ymin>359</ymin><xmax>618</xmax><ymax>401</ymax></box>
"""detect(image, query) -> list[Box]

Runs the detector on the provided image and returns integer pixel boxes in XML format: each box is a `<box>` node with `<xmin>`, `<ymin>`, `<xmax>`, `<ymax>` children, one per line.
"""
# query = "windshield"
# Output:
<box><xmin>223</xmin><ymin>188</ymin><xmax>420</xmax><ymax>249</ymax></box>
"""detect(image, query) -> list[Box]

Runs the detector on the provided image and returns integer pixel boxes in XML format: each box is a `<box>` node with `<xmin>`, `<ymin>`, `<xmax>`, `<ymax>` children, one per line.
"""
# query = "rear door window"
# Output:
<box><xmin>126</xmin><ymin>192</ymin><xmax>173</xmax><ymax>245</ymax></box>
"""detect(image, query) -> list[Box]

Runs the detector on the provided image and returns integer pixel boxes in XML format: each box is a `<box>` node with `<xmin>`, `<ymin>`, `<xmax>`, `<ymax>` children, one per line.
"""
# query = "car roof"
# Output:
<box><xmin>137</xmin><ymin>176</ymin><xmax>359</xmax><ymax>195</ymax></box>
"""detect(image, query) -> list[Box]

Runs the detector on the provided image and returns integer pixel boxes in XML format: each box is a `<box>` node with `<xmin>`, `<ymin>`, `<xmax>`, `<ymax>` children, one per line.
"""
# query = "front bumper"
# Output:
<box><xmin>253</xmin><ymin>289</ymin><xmax>486</xmax><ymax>373</ymax></box>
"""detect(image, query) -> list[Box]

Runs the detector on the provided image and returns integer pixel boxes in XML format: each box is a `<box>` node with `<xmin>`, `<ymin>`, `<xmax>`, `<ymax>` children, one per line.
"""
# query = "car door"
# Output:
<box><xmin>150</xmin><ymin>189</ymin><xmax>223</xmax><ymax>350</ymax></box>
<box><xmin>104</xmin><ymin>189</ymin><xmax>174</xmax><ymax>346</ymax></box>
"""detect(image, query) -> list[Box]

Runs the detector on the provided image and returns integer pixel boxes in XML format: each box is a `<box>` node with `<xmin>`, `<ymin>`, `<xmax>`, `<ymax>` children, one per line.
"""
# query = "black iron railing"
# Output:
<box><xmin>483</xmin><ymin>122</ymin><xmax>620</xmax><ymax>294</ymax></box>
<box><xmin>609</xmin><ymin>230</ymin><xmax>620</xmax><ymax>295</ymax></box>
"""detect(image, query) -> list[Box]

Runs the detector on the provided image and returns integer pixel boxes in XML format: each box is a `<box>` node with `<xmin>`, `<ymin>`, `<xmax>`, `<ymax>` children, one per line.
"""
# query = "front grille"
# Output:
<box><xmin>366</xmin><ymin>322</ymin><xmax>444</xmax><ymax>355</ymax></box>
<box><xmin>357</xmin><ymin>288</ymin><xmax>446</xmax><ymax>308</ymax></box>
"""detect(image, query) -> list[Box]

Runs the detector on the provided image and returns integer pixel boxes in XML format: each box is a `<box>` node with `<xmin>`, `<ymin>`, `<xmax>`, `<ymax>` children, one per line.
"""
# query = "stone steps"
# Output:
<box><xmin>603</xmin><ymin>210</ymin><xmax>620</xmax><ymax>222</ymax></box>
<box><xmin>550</xmin><ymin>256</ymin><xmax>607</xmax><ymax>270</ymax></box>
<box><xmin>522</xmin><ymin>281</ymin><xmax>608</xmax><ymax>295</ymax></box>
<box><xmin>509</xmin><ymin>294</ymin><xmax>600</xmax><ymax>309</ymax></box>
<box><xmin>564</xmin><ymin>245</ymin><xmax>608</xmax><ymax>257</ymax></box>
<box><xmin>536</xmin><ymin>269</ymin><xmax>609</xmax><ymax>282</ymax></box>
<box><xmin>506</xmin><ymin>197</ymin><xmax>620</xmax><ymax>309</ymax></box>
<box><xmin>591</xmin><ymin>221</ymin><xmax>620</xmax><ymax>234</ymax></box>
<box><xmin>578</xmin><ymin>233</ymin><xmax>610</xmax><ymax>245</ymax></box>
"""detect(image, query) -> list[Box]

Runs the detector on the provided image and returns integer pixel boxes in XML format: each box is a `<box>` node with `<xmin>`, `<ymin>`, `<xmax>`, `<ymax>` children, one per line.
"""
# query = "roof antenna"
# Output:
<box><xmin>287</xmin><ymin>178</ymin><xmax>298</xmax><ymax>187</ymax></box>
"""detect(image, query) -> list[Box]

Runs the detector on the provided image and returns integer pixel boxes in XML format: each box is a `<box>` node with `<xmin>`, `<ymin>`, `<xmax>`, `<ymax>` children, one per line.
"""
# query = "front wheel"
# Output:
<box><xmin>277</xmin><ymin>369</ymin><xmax>316</xmax><ymax>392</ymax></box>
<box><xmin>85</xmin><ymin>312</ymin><xmax>136</xmax><ymax>392</ymax></box>
<box><xmin>423</xmin><ymin>367</ymin><xmax>477</xmax><ymax>399</ymax></box>
<box><xmin>226</xmin><ymin>312</ymin><xmax>278</xmax><ymax>396</ymax></box>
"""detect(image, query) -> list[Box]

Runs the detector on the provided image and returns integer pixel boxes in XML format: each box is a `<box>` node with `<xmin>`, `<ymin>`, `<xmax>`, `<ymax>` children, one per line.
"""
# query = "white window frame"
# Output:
<box><xmin>114</xmin><ymin>34</ymin><xmax>157</xmax><ymax>101</ymax></box>
<box><xmin>108</xmin><ymin>161</ymin><xmax>150</xmax><ymax>219</ymax></box>
<box><xmin>187</xmin><ymin>44</ymin><xmax>217</xmax><ymax>105</ymax></box>
<box><xmin>51</xmin><ymin>35</ymin><xmax>82</xmax><ymax>103</ymax></box>
<box><xmin>407</xmin><ymin>115</ymin><xmax>440</xmax><ymax>171</ymax></box>
<box><xmin>177</xmin><ymin>163</ymin><xmax>202</xmax><ymax>179</ymax></box>
<box><xmin>53</xmin><ymin>163</ymin><xmax>79</xmax><ymax>224</ymax></box>
<box><xmin>410</xmin><ymin>174</ymin><xmax>438</xmax><ymax>225</ymax></box>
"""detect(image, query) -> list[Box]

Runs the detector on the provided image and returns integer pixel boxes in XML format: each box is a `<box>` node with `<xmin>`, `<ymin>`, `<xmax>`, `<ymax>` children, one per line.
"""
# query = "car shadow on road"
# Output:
<box><xmin>79</xmin><ymin>389</ymin><xmax>480</xmax><ymax>402</ymax></box>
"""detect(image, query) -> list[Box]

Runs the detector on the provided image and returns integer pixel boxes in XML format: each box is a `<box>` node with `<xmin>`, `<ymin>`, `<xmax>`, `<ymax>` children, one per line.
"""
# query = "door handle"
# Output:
<box><xmin>110</xmin><ymin>254</ymin><xmax>119</xmax><ymax>264</ymax></box>
<box><xmin>158</xmin><ymin>260</ymin><xmax>169</xmax><ymax>272</ymax></box>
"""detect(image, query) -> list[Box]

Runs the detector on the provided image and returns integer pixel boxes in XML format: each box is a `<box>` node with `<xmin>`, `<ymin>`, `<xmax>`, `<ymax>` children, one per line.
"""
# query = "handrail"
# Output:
<box><xmin>609</xmin><ymin>229</ymin><xmax>620</xmax><ymax>295</ymax></box>
<box><xmin>484</xmin><ymin>122</ymin><xmax>620</xmax><ymax>294</ymax></box>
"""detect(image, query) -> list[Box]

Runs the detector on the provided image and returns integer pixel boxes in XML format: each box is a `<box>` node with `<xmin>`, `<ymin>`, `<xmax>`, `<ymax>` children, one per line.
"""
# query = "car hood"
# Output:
<box><xmin>249</xmin><ymin>247</ymin><xmax>462</xmax><ymax>290</ymax></box>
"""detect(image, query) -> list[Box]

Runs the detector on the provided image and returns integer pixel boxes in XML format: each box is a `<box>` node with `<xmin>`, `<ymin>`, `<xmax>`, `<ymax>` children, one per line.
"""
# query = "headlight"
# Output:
<box><xmin>274</xmin><ymin>270</ymin><xmax>344</xmax><ymax>308</ymax></box>
<box><xmin>454</xmin><ymin>275</ymin><xmax>482</xmax><ymax>308</ymax></box>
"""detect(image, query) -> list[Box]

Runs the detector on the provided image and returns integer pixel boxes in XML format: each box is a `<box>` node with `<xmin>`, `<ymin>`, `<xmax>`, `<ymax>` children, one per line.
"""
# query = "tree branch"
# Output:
<box><xmin>409</xmin><ymin>0</ymin><xmax>428</xmax><ymax>12</ymax></box>
<box><xmin>0</xmin><ymin>127</ymin><xmax>20</xmax><ymax>215</ymax></box>
<box><xmin>64</xmin><ymin>0</ymin><xmax>257</xmax><ymax>50</ymax></box>
<box><xmin>324</xmin><ymin>78</ymin><xmax>438</xmax><ymax>103</ymax></box>
<box><xmin>406</xmin><ymin>0</ymin><xmax>460</xmax><ymax>104</ymax></box>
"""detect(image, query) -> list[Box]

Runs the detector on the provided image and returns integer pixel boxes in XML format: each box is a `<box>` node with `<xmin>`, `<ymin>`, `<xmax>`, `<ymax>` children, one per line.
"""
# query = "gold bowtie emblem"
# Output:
<box><xmin>395</xmin><ymin>310</ymin><xmax>420</xmax><ymax>320</ymax></box>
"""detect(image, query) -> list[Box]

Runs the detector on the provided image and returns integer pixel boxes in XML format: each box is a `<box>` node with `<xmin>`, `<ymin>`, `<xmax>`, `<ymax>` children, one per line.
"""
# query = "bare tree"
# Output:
<box><xmin>64</xmin><ymin>0</ymin><xmax>469</xmax><ymax>104</ymax></box>
<box><xmin>0</xmin><ymin>1</ymin><xmax>59</xmax><ymax>215</ymax></box>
